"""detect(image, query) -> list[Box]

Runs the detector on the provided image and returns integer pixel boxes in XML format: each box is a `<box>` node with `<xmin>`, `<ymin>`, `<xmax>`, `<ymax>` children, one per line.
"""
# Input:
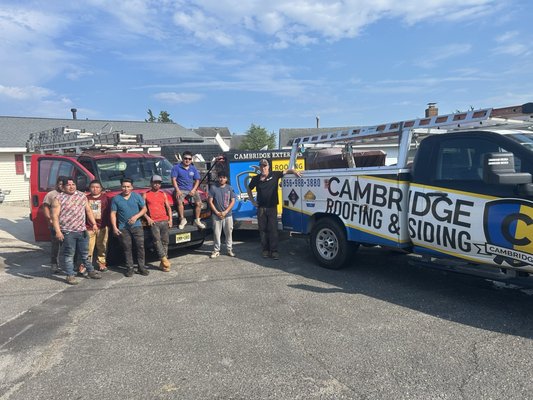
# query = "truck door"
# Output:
<box><xmin>30</xmin><ymin>154</ymin><xmax>94</xmax><ymax>241</ymax></box>
<box><xmin>411</xmin><ymin>132</ymin><xmax>533</xmax><ymax>266</ymax></box>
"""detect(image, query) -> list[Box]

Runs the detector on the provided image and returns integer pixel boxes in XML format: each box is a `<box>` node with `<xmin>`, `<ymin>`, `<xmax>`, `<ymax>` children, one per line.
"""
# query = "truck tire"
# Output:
<box><xmin>310</xmin><ymin>218</ymin><xmax>351</xmax><ymax>269</ymax></box>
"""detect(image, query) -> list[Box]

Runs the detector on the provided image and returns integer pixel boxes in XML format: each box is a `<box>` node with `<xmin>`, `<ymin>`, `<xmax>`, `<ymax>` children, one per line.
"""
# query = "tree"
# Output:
<box><xmin>239</xmin><ymin>124</ymin><xmax>276</xmax><ymax>150</ymax></box>
<box><xmin>145</xmin><ymin>109</ymin><xmax>156</xmax><ymax>122</ymax></box>
<box><xmin>145</xmin><ymin>109</ymin><xmax>174</xmax><ymax>123</ymax></box>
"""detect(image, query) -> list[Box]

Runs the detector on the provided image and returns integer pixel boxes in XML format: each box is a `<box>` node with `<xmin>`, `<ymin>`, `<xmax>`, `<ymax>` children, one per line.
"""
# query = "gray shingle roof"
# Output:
<box><xmin>193</xmin><ymin>127</ymin><xmax>232</xmax><ymax>138</ymax></box>
<box><xmin>0</xmin><ymin>116</ymin><xmax>203</xmax><ymax>148</ymax></box>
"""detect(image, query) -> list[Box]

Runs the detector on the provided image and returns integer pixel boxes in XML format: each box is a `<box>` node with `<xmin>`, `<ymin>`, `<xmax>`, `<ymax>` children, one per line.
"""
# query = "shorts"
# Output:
<box><xmin>176</xmin><ymin>190</ymin><xmax>201</xmax><ymax>204</ymax></box>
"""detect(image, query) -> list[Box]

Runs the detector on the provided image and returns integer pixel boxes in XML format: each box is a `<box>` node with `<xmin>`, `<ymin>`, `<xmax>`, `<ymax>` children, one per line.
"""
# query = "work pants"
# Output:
<box><xmin>150</xmin><ymin>221</ymin><xmax>169</xmax><ymax>259</ymax></box>
<box><xmin>88</xmin><ymin>226</ymin><xmax>109</xmax><ymax>265</ymax></box>
<box><xmin>118</xmin><ymin>226</ymin><xmax>145</xmax><ymax>270</ymax></box>
<box><xmin>257</xmin><ymin>207</ymin><xmax>278</xmax><ymax>253</ymax></box>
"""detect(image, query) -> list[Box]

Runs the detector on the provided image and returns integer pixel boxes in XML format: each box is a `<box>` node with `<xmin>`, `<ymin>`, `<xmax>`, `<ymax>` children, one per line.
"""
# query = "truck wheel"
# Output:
<box><xmin>310</xmin><ymin>219</ymin><xmax>350</xmax><ymax>269</ymax></box>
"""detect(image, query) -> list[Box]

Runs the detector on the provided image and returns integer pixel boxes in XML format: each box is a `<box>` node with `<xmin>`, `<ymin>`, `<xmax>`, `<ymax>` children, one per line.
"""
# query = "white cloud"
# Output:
<box><xmin>0</xmin><ymin>85</ymin><xmax>53</xmax><ymax>100</ymax></box>
<box><xmin>414</xmin><ymin>43</ymin><xmax>472</xmax><ymax>68</ymax></box>
<box><xmin>492</xmin><ymin>30</ymin><xmax>530</xmax><ymax>56</ymax></box>
<box><xmin>154</xmin><ymin>92</ymin><xmax>204</xmax><ymax>103</ymax></box>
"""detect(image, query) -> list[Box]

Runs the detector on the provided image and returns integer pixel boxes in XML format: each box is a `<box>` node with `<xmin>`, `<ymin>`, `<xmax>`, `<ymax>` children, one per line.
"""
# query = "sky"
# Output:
<box><xmin>1</xmin><ymin>0</ymin><xmax>532</xmax><ymax>136</ymax></box>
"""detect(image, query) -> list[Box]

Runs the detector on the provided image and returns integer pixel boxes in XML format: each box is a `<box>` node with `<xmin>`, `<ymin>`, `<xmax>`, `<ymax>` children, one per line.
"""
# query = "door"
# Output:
<box><xmin>410</xmin><ymin>133</ymin><xmax>533</xmax><ymax>267</ymax></box>
<box><xmin>30</xmin><ymin>154</ymin><xmax>94</xmax><ymax>241</ymax></box>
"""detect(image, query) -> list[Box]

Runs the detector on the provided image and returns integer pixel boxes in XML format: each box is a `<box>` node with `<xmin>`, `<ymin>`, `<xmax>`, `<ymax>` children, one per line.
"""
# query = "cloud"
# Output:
<box><xmin>0</xmin><ymin>85</ymin><xmax>54</xmax><ymax>100</ymax></box>
<box><xmin>154</xmin><ymin>92</ymin><xmax>204</xmax><ymax>103</ymax></box>
<box><xmin>414</xmin><ymin>43</ymin><xmax>472</xmax><ymax>68</ymax></box>
<box><xmin>493</xmin><ymin>30</ymin><xmax>530</xmax><ymax>56</ymax></box>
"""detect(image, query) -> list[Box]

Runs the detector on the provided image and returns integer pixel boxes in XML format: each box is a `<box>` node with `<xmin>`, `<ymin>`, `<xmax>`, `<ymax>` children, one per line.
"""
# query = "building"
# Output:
<box><xmin>0</xmin><ymin>116</ymin><xmax>205</xmax><ymax>204</ymax></box>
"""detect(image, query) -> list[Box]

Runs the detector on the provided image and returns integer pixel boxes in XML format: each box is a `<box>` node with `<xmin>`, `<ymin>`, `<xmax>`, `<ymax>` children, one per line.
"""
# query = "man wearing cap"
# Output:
<box><xmin>247</xmin><ymin>158</ymin><xmax>302</xmax><ymax>260</ymax></box>
<box><xmin>143</xmin><ymin>175</ymin><xmax>172</xmax><ymax>272</ymax></box>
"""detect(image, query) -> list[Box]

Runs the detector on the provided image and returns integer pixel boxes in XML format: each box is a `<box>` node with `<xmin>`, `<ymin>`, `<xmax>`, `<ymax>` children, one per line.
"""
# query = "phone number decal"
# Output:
<box><xmin>283</xmin><ymin>178</ymin><xmax>321</xmax><ymax>187</ymax></box>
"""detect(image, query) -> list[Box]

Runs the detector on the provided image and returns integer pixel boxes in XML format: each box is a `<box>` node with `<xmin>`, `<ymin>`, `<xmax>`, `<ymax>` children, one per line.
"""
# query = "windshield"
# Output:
<box><xmin>95</xmin><ymin>157</ymin><xmax>174</xmax><ymax>190</ymax></box>
<box><xmin>506</xmin><ymin>132</ymin><xmax>533</xmax><ymax>151</ymax></box>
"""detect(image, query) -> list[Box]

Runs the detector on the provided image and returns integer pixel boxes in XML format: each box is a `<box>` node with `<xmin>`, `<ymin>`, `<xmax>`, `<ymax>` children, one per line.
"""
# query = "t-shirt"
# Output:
<box><xmin>145</xmin><ymin>190</ymin><xmax>169</xmax><ymax>222</ymax></box>
<box><xmin>43</xmin><ymin>189</ymin><xmax>60</xmax><ymax>207</ymax></box>
<box><xmin>170</xmin><ymin>163</ymin><xmax>200</xmax><ymax>191</ymax></box>
<box><xmin>248</xmin><ymin>171</ymin><xmax>284</xmax><ymax>208</ymax></box>
<box><xmin>111</xmin><ymin>192</ymin><xmax>145</xmax><ymax>229</ymax></box>
<box><xmin>57</xmin><ymin>191</ymin><xmax>88</xmax><ymax>232</ymax></box>
<box><xmin>86</xmin><ymin>194</ymin><xmax>110</xmax><ymax>229</ymax></box>
<box><xmin>208</xmin><ymin>184</ymin><xmax>236</xmax><ymax>219</ymax></box>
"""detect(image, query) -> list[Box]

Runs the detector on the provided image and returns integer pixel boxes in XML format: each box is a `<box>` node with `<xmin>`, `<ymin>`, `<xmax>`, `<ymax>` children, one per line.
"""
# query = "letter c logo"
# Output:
<box><xmin>501</xmin><ymin>213</ymin><xmax>533</xmax><ymax>246</ymax></box>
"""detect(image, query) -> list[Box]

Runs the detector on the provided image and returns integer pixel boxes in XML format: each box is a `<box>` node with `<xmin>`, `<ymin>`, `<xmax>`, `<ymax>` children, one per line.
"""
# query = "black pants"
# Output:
<box><xmin>257</xmin><ymin>207</ymin><xmax>278</xmax><ymax>253</ymax></box>
<box><xmin>118</xmin><ymin>226</ymin><xmax>145</xmax><ymax>270</ymax></box>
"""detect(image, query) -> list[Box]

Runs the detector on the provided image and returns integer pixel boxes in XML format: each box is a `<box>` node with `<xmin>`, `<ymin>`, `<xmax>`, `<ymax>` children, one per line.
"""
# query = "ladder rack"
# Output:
<box><xmin>291</xmin><ymin>103</ymin><xmax>533</xmax><ymax>146</ymax></box>
<box><xmin>26</xmin><ymin>127</ymin><xmax>146</xmax><ymax>154</ymax></box>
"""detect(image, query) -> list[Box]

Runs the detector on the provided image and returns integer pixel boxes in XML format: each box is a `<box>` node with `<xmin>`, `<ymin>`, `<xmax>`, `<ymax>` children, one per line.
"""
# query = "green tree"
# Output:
<box><xmin>158</xmin><ymin>111</ymin><xmax>173</xmax><ymax>123</ymax></box>
<box><xmin>239</xmin><ymin>124</ymin><xmax>276</xmax><ymax>150</ymax></box>
<box><xmin>145</xmin><ymin>109</ymin><xmax>174</xmax><ymax>123</ymax></box>
<box><xmin>145</xmin><ymin>109</ymin><xmax>156</xmax><ymax>122</ymax></box>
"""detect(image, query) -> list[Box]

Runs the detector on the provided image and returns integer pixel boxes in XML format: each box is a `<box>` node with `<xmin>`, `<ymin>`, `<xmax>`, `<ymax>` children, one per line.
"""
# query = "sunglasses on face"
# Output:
<box><xmin>183</xmin><ymin>157</ymin><xmax>192</xmax><ymax>161</ymax></box>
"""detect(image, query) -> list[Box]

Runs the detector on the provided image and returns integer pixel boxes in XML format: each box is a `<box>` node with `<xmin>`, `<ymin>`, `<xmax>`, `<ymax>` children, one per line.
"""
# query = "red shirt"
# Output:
<box><xmin>145</xmin><ymin>190</ymin><xmax>169</xmax><ymax>222</ymax></box>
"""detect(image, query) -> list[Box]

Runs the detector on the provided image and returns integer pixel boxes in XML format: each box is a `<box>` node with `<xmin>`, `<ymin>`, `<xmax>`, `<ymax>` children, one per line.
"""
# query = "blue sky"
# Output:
<box><xmin>1</xmin><ymin>0</ymin><xmax>532</xmax><ymax>135</ymax></box>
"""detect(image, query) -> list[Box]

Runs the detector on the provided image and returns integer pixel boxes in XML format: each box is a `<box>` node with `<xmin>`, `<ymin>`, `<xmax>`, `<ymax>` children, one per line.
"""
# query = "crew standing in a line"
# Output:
<box><xmin>247</xmin><ymin>159</ymin><xmax>301</xmax><ymax>260</ymax></box>
<box><xmin>143</xmin><ymin>175</ymin><xmax>172</xmax><ymax>272</ymax></box>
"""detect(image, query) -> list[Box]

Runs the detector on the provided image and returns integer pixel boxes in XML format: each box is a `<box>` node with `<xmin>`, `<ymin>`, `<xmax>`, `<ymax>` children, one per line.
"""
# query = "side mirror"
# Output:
<box><xmin>482</xmin><ymin>152</ymin><xmax>532</xmax><ymax>185</ymax></box>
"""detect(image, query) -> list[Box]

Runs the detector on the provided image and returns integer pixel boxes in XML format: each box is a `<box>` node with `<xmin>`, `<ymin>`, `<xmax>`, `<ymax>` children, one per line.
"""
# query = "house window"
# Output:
<box><xmin>24</xmin><ymin>154</ymin><xmax>32</xmax><ymax>178</ymax></box>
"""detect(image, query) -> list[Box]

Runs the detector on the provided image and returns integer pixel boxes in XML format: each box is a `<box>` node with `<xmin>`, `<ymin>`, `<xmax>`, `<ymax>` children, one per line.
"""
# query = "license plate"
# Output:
<box><xmin>175</xmin><ymin>232</ymin><xmax>191</xmax><ymax>243</ymax></box>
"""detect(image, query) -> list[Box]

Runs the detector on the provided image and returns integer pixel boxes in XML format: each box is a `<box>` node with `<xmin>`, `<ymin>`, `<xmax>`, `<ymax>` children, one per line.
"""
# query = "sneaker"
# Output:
<box><xmin>210</xmin><ymin>251</ymin><xmax>220</xmax><ymax>259</ymax></box>
<box><xmin>87</xmin><ymin>270</ymin><xmax>102</xmax><ymax>279</ymax></box>
<box><xmin>97</xmin><ymin>262</ymin><xmax>108</xmax><ymax>272</ymax></box>
<box><xmin>227</xmin><ymin>249</ymin><xmax>235</xmax><ymax>257</ymax></box>
<box><xmin>271</xmin><ymin>251</ymin><xmax>279</xmax><ymax>260</ymax></box>
<box><xmin>262</xmin><ymin>250</ymin><xmax>270</xmax><ymax>258</ymax></box>
<box><xmin>178</xmin><ymin>218</ymin><xmax>187</xmax><ymax>230</ymax></box>
<box><xmin>194</xmin><ymin>219</ymin><xmax>206</xmax><ymax>229</ymax></box>
<box><xmin>65</xmin><ymin>275</ymin><xmax>78</xmax><ymax>285</ymax></box>
<box><xmin>138</xmin><ymin>267</ymin><xmax>149</xmax><ymax>276</ymax></box>
<box><xmin>125</xmin><ymin>268</ymin><xmax>134</xmax><ymax>277</ymax></box>
<box><xmin>51</xmin><ymin>264</ymin><xmax>61</xmax><ymax>274</ymax></box>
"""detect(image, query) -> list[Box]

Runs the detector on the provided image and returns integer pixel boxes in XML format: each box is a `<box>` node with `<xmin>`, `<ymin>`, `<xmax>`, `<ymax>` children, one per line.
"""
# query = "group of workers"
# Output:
<box><xmin>42</xmin><ymin>151</ymin><xmax>301</xmax><ymax>285</ymax></box>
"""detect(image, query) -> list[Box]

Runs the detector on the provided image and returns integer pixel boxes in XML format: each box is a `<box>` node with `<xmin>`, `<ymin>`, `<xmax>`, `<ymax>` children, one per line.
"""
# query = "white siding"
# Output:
<box><xmin>0</xmin><ymin>152</ymin><xmax>30</xmax><ymax>203</ymax></box>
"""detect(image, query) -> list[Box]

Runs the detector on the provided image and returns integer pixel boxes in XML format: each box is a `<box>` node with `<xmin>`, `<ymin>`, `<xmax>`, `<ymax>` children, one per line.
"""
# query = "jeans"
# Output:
<box><xmin>212</xmin><ymin>215</ymin><xmax>233</xmax><ymax>252</ymax></box>
<box><xmin>118</xmin><ymin>226</ymin><xmax>145</xmax><ymax>270</ymax></box>
<box><xmin>61</xmin><ymin>230</ymin><xmax>92</xmax><ymax>277</ymax></box>
<box><xmin>257</xmin><ymin>207</ymin><xmax>278</xmax><ymax>253</ymax></box>
<box><xmin>150</xmin><ymin>221</ymin><xmax>169</xmax><ymax>259</ymax></box>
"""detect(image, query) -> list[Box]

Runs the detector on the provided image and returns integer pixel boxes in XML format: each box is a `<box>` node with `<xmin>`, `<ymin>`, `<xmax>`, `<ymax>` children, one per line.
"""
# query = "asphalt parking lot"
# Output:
<box><xmin>0</xmin><ymin>204</ymin><xmax>532</xmax><ymax>399</ymax></box>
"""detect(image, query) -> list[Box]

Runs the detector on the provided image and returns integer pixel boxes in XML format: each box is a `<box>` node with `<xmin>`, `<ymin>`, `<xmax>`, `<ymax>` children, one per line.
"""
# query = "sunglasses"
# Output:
<box><xmin>183</xmin><ymin>157</ymin><xmax>192</xmax><ymax>161</ymax></box>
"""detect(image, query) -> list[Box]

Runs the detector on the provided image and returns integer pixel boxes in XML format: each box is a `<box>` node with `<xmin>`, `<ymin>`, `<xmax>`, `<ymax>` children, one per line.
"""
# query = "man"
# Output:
<box><xmin>51</xmin><ymin>177</ymin><xmax>101</xmax><ymax>285</ymax></box>
<box><xmin>110</xmin><ymin>178</ymin><xmax>149</xmax><ymax>277</ymax></box>
<box><xmin>208</xmin><ymin>171</ymin><xmax>236</xmax><ymax>258</ymax></box>
<box><xmin>86</xmin><ymin>179</ymin><xmax>110</xmax><ymax>272</ymax></box>
<box><xmin>42</xmin><ymin>176</ymin><xmax>66</xmax><ymax>274</ymax></box>
<box><xmin>247</xmin><ymin>159</ymin><xmax>301</xmax><ymax>260</ymax></box>
<box><xmin>143</xmin><ymin>175</ymin><xmax>172</xmax><ymax>272</ymax></box>
<box><xmin>171</xmin><ymin>151</ymin><xmax>206</xmax><ymax>230</ymax></box>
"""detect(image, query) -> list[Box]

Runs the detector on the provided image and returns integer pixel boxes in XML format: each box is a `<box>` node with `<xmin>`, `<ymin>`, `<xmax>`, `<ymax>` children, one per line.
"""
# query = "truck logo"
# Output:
<box><xmin>288</xmin><ymin>189</ymin><xmax>299</xmax><ymax>205</ymax></box>
<box><xmin>481</xmin><ymin>199</ymin><xmax>533</xmax><ymax>266</ymax></box>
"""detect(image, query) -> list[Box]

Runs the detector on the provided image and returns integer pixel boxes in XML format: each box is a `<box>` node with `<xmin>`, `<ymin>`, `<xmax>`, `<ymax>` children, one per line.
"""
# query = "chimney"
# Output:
<box><xmin>70</xmin><ymin>108</ymin><xmax>77</xmax><ymax>120</ymax></box>
<box><xmin>425</xmin><ymin>103</ymin><xmax>438</xmax><ymax>118</ymax></box>
<box><xmin>316</xmin><ymin>116</ymin><xmax>320</xmax><ymax>129</ymax></box>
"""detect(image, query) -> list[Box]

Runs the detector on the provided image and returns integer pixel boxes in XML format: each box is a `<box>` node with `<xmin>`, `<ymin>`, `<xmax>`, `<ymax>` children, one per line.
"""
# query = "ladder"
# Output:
<box><xmin>290</xmin><ymin>102</ymin><xmax>533</xmax><ymax>146</ymax></box>
<box><xmin>26</xmin><ymin>127</ymin><xmax>146</xmax><ymax>154</ymax></box>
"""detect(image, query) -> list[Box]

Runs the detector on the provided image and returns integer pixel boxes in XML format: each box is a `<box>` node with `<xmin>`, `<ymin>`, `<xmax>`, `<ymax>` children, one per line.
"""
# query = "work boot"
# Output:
<box><xmin>125</xmin><ymin>268</ymin><xmax>134</xmax><ymax>277</ymax></box>
<box><xmin>193</xmin><ymin>219</ymin><xmax>206</xmax><ymax>229</ymax></box>
<box><xmin>262</xmin><ymin>250</ymin><xmax>270</xmax><ymax>258</ymax></box>
<box><xmin>271</xmin><ymin>251</ymin><xmax>279</xmax><ymax>260</ymax></box>
<box><xmin>160</xmin><ymin>256</ymin><xmax>171</xmax><ymax>269</ymax></box>
<box><xmin>51</xmin><ymin>263</ymin><xmax>62</xmax><ymax>274</ymax></box>
<box><xmin>65</xmin><ymin>275</ymin><xmax>78</xmax><ymax>285</ymax></box>
<box><xmin>159</xmin><ymin>261</ymin><xmax>170</xmax><ymax>272</ymax></box>
<box><xmin>87</xmin><ymin>270</ymin><xmax>102</xmax><ymax>279</ymax></box>
<box><xmin>138</xmin><ymin>266</ymin><xmax>149</xmax><ymax>276</ymax></box>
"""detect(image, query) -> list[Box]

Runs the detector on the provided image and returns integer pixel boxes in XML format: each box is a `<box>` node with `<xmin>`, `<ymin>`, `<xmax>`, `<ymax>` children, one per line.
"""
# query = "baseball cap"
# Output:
<box><xmin>151</xmin><ymin>175</ymin><xmax>163</xmax><ymax>182</ymax></box>
<box><xmin>259</xmin><ymin>158</ymin><xmax>269</xmax><ymax>166</ymax></box>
